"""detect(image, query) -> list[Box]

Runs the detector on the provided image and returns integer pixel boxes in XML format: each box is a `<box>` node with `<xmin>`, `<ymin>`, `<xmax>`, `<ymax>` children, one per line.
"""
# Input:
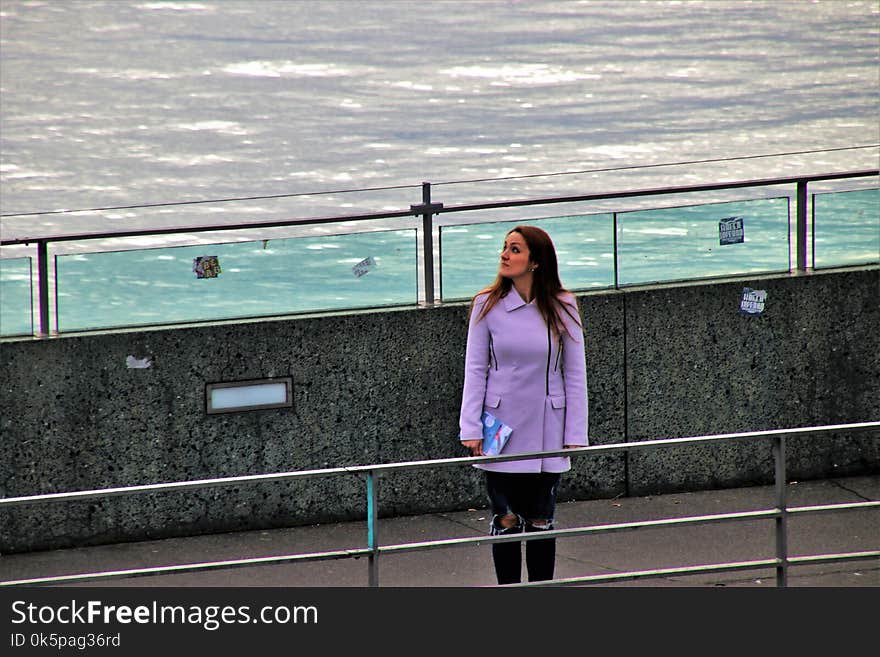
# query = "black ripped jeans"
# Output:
<box><xmin>485</xmin><ymin>471</ymin><xmax>561</xmax><ymax>585</ymax></box>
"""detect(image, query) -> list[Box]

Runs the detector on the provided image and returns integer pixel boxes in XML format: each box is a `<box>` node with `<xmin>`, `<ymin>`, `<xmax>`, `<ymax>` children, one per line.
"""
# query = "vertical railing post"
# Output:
<box><xmin>36</xmin><ymin>240</ymin><xmax>50</xmax><ymax>337</ymax></box>
<box><xmin>773</xmin><ymin>435</ymin><xmax>788</xmax><ymax>587</ymax></box>
<box><xmin>411</xmin><ymin>182</ymin><xmax>443</xmax><ymax>306</ymax></box>
<box><xmin>796</xmin><ymin>180</ymin><xmax>808</xmax><ymax>272</ymax></box>
<box><xmin>366</xmin><ymin>470</ymin><xmax>380</xmax><ymax>587</ymax></box>
<box><xmin>612</xmin><ymin>212</ymin><xmax>620</xmax><ymax>289</ymax></box>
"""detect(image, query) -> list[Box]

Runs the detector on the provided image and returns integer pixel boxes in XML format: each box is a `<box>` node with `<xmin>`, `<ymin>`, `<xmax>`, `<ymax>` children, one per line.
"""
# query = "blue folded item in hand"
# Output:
<box><xmin>480</xmin><ymin>411</ymin><xmax>513</xmax><ymax>456</ymax></box>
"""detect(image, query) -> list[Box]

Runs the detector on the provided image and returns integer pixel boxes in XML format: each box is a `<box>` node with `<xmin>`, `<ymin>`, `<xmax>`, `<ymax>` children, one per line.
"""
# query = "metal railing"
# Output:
<box><xmin>1</xmin><ymin>169</ymin><xmax>877</xmax><ymax>337</ymax></box>
<box><xmin>1</xmin><ymin>421</ymin><xmax>877</xmax><ymax>587</ymax></box>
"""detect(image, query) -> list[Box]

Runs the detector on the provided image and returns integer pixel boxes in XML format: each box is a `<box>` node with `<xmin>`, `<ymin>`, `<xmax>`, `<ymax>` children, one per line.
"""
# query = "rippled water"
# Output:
<box><xmin>0</xmin><ymin>0</ymin><xmax>877</xmax><ymax>333</ymax></box>
<box><xmin>2</xmin><ymin>0</ymin><xmax>877</xmax><ymax>231</ymax></box>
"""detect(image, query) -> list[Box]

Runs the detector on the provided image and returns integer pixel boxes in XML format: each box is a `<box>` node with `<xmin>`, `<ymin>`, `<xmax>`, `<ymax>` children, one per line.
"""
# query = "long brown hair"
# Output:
<box><xmin>470</xmin><ymin>225</ymin><xmax>581</xmax><ymax>339</ymax></box>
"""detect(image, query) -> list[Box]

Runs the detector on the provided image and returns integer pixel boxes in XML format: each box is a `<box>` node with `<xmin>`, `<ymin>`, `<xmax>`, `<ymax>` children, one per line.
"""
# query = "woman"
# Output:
<box><xmin>459</xmin><ymin>225</ymin><xmax>588</xmax><ymax>584</ymax></box>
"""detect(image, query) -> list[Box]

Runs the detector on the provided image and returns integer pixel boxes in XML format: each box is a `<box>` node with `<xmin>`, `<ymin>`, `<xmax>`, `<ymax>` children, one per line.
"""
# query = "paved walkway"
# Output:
<box><xmin>2</xmin><ymin>475</ymin><xmax>877</xmax><ymax>587</ymax></box>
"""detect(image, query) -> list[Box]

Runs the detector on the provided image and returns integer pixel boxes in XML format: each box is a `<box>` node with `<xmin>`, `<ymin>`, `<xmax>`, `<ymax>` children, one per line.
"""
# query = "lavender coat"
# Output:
<box><xmin>459</xmin><ymin>288</ymin><xmax>589</xmax><ymax>473</ymax></box>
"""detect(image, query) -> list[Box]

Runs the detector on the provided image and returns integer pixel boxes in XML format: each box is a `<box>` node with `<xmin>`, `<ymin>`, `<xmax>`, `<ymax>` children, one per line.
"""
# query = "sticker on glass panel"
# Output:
<box><xmin>352</xmin><ymin>256</ymin><xmax>377</xmax><ymax>278</ymax></box>
<box><xmin>719</xmin><ymin>216</ymin><xmax>744</xmax><ymax>245</ymax></box>
<box><xmin>193</xmin><ymin>255</ymin><xmax>222</xmax><ymax>279</ymax></box>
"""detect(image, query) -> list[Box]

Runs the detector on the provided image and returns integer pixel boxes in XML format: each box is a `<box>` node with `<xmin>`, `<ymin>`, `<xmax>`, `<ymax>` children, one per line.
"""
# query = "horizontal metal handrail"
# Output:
<box><xmin>787</xmin><ymin>551</ymin><xmax>880</xmax><ymax>567</ymax></box>
<box><xmin>435</xmin><ymin>169</ymin><xmax>880</xmax><ymax>214</ymax></box>
<box><xmin>377</xmin><ymin>502</ymin><xmax>879</xmax><ymax>553</ymax></box>
<box><xmin>515</xmin><ymin>550</ymin><xmax>880</xmax><ymax>587</ymax></box>
<box><xmin>786</xmin><ymin>500</ymin><xmax>880</xmax><ymax>516</ymax></box>
<box><xmin>0</xmin><ymin>208</ymin><xmax>416</xmax><ymax>246</ymax></box>
<box><xmin>2</xmin><ymin>169</ymin><xmax>876</xmax><ymax>246</ymax></box>
<box><xmin>3</xmin><ymin>501</ymin><xmax>876</xmax><ymax>588</ymax></box>
<box><xmin>1</xmin><ymin>168</ymin><xmax>877</xmax><ymax>338</ymax></box>
<box><xmin>518</xmin><ymin>559</ymin><xmax>783</xmax><ymax>586</ymax></box>
<box><xmin>3</xmin><ymin>421</ymin><xmax>876</xmax><ymax>508</ymax></box>
<box><xmin>1</xmin><ymin>421</ymin><xmax>877</xmax><ymax>587</ymax></box>
<box><xmin>0</xmin><ymin>548</ymin><xmax>375</xmax><ymax>587</ymax></box>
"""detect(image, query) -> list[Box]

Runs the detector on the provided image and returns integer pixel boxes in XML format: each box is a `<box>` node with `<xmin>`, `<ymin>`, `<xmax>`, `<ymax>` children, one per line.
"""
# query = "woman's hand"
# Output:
<box><xmin>461</xmin><ymin>439</ymin><xmax>483</xmax><ymax>456</ymax></box>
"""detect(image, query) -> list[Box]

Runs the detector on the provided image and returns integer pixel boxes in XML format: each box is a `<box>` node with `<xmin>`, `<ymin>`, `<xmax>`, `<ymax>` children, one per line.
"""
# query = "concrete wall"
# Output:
<box><xmin>2</xmin><ymin>267</ymin><xmax>877</xmax><ymax>553</ymax></box>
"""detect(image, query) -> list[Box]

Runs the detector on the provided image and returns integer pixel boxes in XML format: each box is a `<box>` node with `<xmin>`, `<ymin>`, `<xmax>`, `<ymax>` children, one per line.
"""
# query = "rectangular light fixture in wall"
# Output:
<box><xmin>206</xmin><ymin>377</ymin><xmax>293</xmax><ymax>414</ymax></box>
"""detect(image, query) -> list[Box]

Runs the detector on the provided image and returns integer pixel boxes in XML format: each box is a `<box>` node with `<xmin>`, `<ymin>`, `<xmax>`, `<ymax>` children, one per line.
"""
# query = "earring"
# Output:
<box><xmin>528</xmin><ymin>266</ymin><xmax>537</xmax><ymax>272</ymax></box>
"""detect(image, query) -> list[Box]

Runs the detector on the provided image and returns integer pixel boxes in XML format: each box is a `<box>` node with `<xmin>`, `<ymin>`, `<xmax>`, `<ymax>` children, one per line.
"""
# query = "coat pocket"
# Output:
<box><xmin>485</xmin><ymin>393</ymin><xmax>502</xmax><ymax>409</ymax></box>
<box><xmin>550</xmin><ymin>395</ymin><xmax>566</xmax><ymax>409</ymax></box>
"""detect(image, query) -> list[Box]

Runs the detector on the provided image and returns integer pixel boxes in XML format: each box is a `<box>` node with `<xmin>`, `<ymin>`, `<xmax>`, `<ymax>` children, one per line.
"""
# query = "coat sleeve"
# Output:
<box><xmin>560</xmin><ymin>296</ymin><xmax>589</xmax><ymax>446</ymax></box>
<box><xmin>459</xmin><ymin>295</ymin><xmax>491</xmax><ymax>442</ymax></box>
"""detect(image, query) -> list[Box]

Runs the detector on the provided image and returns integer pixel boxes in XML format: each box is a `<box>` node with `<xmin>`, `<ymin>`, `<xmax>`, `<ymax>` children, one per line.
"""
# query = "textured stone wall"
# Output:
<box><xmin>623</xmin><ymin>268</ymin><xmax>879</xmax><ymax>494</ymax></box>
<box><xmin>1</xmin><ymin>267</ymin><xmax>877</xmax><ymax>553</ymax></box>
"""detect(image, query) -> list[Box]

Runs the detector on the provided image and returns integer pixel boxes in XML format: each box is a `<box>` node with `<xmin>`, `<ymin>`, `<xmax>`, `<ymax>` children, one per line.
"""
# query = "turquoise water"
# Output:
<box><xmin>813</xmin><ymin>189</ymin><xmax>880</xmax><ymax>269</ymax></box>
<box><xmin>440</xmin><ymin>190</ymin><xmax>876</xmax><ymax>300</ymax></box>
<box><xmin>441</xmin><ymin>213</ymin><xmax>615</xmax><ymax>301</ymax></box>
<box><xmin>54</xmin><ymin>229</ymin><xmax>416</xmax><ymax>332</ymax></box>
<box><xmin>2</xmin><ymin>1</ymin><xmax>877</xmax><ymax>232</ymax></box>
<box><xmin>615</xmin><ymin>196</ymin><xmax>790</xmax><ymax>286</ymax></box>
<box><xmin>1</xmin><ymin>230</ymin><xmax>416</xmax><ymax>334</ymax></box>
<box><xmin>0</xmin><ymin>257</ymin><xmax>32</xmax><ymax>335</ymax></box>
<box><xmin>1</xmin><ymin>188</ymin><xmax>876</xmax><ymax>336</ymax></box>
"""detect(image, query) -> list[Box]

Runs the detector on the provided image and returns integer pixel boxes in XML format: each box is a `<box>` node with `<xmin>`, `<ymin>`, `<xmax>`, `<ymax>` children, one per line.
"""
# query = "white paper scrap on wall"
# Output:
<box><xmin>126</xmin><ymin>355</ymin><xmax>153</xmax><ymax>369</ymax></box>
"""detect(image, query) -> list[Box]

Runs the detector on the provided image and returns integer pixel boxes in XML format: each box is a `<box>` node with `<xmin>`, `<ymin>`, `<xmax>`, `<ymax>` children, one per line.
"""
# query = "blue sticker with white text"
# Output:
<box><xmin>739</xmin><ymin>287</ymin><xmax>766</xmax><ymax>316</ymax></box>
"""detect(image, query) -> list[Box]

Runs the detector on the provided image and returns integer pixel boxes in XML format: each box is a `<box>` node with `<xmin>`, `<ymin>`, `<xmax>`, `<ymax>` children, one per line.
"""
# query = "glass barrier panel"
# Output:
<box><xmin>439</xmin><ymin>213</ymin><xmax>614</xmax><ymax>301</ymax></box>
<box><xmin>617</xmin><ymin>196</ymin><xmax>790</xmax><ymax>286</ymax></box>
<box><xmin>55</xmin><ymin>229</ymin><xmax>417</xmax><ymax>332</ymax></box>
<box><xmin>0</xmin><ymin>257</ymin><xmax>34</xmax><ymax>336</ymax></box>
<box><xmin>812</xmin><ymin>188</ymin><xmax>879</xmax><ymax>269</ymax></box>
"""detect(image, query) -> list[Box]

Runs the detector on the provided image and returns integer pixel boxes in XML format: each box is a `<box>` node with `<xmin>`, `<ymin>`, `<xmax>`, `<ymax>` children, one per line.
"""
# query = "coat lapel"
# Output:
<box><xmin>503</xmin><ymin>287</ymin><xmax>527</xmax><ymax>312</ymax></box>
